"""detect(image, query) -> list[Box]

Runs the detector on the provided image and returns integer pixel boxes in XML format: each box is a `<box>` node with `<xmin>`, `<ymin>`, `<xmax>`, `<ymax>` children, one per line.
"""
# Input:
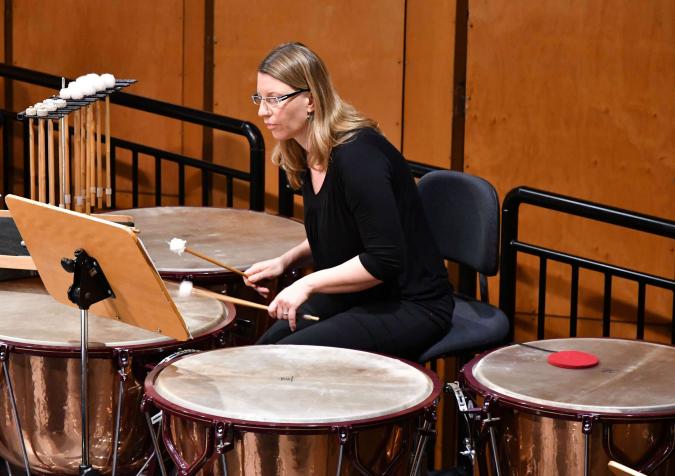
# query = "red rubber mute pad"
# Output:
<box><xmin>547</xmin><ymin>350</ymin><xmax>599</xmax><ymax>369</ymax></box>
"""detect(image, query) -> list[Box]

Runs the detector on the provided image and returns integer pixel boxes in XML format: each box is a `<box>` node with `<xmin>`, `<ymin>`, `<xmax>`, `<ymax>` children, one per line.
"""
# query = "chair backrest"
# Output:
<box><xmin>418</xmin><ymin>170</ymin><xmax>500</xmax><ymax>276</ymax></box>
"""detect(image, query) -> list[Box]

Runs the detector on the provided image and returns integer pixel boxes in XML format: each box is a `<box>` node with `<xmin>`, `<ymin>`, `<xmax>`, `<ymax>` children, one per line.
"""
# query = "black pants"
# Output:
<box><xmin>256</xmin><ymin>292</ymin><xmax>454</xmax><ymax>361</ymax></box>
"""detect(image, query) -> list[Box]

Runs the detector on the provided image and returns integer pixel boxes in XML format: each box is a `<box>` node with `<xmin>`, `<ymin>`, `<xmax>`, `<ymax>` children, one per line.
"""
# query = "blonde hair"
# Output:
<box><xmin>258</xmin><ymin>42</ymin><xmax>379</xmax><ymax>189</ymax></box>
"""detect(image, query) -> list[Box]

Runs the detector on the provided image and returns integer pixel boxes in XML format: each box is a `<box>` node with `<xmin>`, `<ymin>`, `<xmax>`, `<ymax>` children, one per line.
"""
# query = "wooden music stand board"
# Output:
<box><xmin>5</xmin><ymin>194</ymin><xmax>190</xmax><ymax>476</ymax></box>
<box><xmin>5</xmin><ymin>194</ymin><xmax>190</xmax><ymax>340</ymax></box>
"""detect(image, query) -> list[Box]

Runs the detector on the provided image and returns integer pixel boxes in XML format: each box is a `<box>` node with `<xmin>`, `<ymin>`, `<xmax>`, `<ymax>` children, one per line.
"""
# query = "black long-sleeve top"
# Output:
<box><xmin>301</xmin><ymin>128</ymin><xmax>452</xmax><ymax>303</ymax></box>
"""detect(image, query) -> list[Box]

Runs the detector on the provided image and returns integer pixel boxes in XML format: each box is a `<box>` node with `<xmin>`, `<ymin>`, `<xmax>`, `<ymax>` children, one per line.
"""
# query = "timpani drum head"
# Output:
<box><xmin>151</xmin><ymin>345</ymin><xmax>436</xmax><ymax>424</ymax></box>
<box><xmin>468</xmin><ymin>338</ymin><xmax>675</xmax><ymax>415</ymax></box>
<box><xmin>0</xmin><ymin>278</ymin><xmax>229</xmax><ymax>348</ymax></box>
<box><xmin>114</xmin><ymin>207</ymin><xmax>306</xmax><ymax>274</ymax></box>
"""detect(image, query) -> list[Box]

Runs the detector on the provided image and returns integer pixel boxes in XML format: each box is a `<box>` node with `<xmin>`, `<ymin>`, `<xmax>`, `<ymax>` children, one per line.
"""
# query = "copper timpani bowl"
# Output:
<box><xmin>0</xmin><ymin>278</ymin><xmax>235</xmax><ymax>475</ymax></box>
<box><xmin>461</xmin><ymin>338</ymin><xmax>675</xmax><ymax>476</ymax></box>
<box><xmin>143</xmin><ymin>345</ymin><xmax>441</xmax><ymax>475</ymax></box>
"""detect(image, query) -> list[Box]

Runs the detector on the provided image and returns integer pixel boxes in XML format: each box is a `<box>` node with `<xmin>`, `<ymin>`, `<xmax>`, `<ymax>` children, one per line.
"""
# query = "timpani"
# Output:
<box><xmin>0</xmin><ymin>278</ymin><xmax>234</xmax><ymax>475</ymax></box>
<box><xmin>143</xmin><ymin>345</ymin><xmax>441</xmax><ymax>475</ymax></box>
<box><xmin>460</xmin><ymin>338</ymin><xmax>675</xmax><ymax>476</ymax></box>
<box><xmin>110</xmin><ymin>207</ymin><xmax>307</xmax><ymax>344</ymax></box>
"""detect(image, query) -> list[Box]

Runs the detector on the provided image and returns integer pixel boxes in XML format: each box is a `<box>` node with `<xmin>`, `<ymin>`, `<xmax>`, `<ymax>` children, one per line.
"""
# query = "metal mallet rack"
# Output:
<box><xmin>17</xmin><ymin>78</ymin><xmax>137</xmax><ymax>213</ymax></box>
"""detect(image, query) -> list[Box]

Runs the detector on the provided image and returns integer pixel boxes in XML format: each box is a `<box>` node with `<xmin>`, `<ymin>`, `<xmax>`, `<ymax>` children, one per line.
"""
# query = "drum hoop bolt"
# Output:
<box><xmin>0</xmin><ymin>344</ymin><xmax>8</xmax><ymax>362</ymax></box>
<box><xmin>581</xmin><ymin>415</ymin><xmax>597</xmax><ymax>434</ymax></box>
<box><xmin>333</xmin><ymin>426</ymin><xmax>351</xmax><ymax>445</ymax></box>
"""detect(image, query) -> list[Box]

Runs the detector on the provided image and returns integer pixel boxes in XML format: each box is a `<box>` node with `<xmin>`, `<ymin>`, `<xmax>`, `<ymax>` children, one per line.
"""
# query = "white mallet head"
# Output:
<box><xmin>101</xmin><ymin>73</ymin><xmax>116</xmax><ymax>89</ymax></box>
<box><xmin>178</xmin><ymin>280</ymin><xmax>194</xmax><ymax>298</ymax></box>
<box><xmin>169</xmin><ymin>238</ymin><xmax>187</xmax><ymax>255</ymax></box>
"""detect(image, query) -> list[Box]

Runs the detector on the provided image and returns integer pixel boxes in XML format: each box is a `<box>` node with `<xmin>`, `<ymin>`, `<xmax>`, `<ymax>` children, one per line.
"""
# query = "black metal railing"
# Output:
<box><xmin>0</xmin><ymin>63</ymin><xmax>265</xmax><ymax>210</ymax></box>
<box><xmin>499</xmin><ymin>187</ymin><xmax>675</xmax><ymax>344</ymax></box>
<box><xmin>277</xmin><ymin>159</ymin><xmax>440</xmax><ymax>217</ymax></box>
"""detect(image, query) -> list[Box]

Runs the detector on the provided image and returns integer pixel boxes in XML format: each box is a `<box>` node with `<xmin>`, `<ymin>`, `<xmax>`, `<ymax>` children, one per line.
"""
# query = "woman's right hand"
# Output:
<box><xmin>243</xmin><ymin>257</ymin><xmax>286</xmax><ymax>298</ymax></box>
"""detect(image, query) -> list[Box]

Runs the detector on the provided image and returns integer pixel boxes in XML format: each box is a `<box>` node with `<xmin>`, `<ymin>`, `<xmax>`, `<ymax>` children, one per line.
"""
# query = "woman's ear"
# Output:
<box><xmin>307</xmin><ymin>93</ymin><xmax>315</xmax><ymax>114</ymax></box>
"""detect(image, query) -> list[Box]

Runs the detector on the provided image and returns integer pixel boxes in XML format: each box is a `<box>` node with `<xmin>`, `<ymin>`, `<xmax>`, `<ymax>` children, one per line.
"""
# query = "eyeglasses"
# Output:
<box><xmin>251</xmin><ymin>89</ymin><xmax>309</xmax><ymax>107</ymax></box>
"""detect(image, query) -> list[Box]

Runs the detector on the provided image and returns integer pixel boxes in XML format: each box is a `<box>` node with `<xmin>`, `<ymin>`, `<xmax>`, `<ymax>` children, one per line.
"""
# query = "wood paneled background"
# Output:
<box><xmin>0</xmin><ymin>0</ymin><xmax>672</xmax><ymax>469</ymax></box>
<box><xmin>0</xmin><ymin>0</ymin><xmax>672</xmax><ymax>342</ymax></box>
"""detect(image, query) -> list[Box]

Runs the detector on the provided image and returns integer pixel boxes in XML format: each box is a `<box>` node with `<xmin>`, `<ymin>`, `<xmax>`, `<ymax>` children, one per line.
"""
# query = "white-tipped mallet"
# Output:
<box><xmin>177</xmin><ymin>280</ymin><xmax>319</xmax><ymax>321</ymax></box>
<box><xmin>169</xmin><ymin>238</ymin><xmax>248</xmax><ymax>278</ymax></box>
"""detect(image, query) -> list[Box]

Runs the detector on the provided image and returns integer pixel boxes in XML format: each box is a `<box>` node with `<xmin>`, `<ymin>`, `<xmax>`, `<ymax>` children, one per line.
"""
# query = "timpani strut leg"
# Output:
<box><xmin>486</xmin><ymin>415</ymin><xmax>502</xmax><ymax>476</ymax></box>
<box><xmin>0</xmin><ymin>345</ymin><xmax>31</xmax><ymax>475</ymax></box>
<box><xmin>479</xmin><ymin>397</ymin><xmax>503</xmax><ymax>476</ymax></box>
<box><xmin>142</xmin><ymin>406</ymin><xmax>168</xmax><ymax>476</ymax></box>
<box><xmin>214</xmin><ymin>422</ymin><xmax>234</xmax><ymax>476</ymax></box>
<box><xmin>112</xmin><ymin>350</ymin><xmax>130</xmax><ymax>476</ymax></box>
<box><xmin>134</xmin><ymin>450</ymin><xmax>155</xmax><ymax>476</ymax></box>
<box><xmin>411</xmin><ymin>404</ymin><xmax>438</xmax><ymax>475</ymax></box>
<box><xmin>582</xmin><ymin>415</ymin><xmax>595</xmax><ymax>476</ymax></box>
<box><xmin>3</xmin><ymin>458</ymin><xmax>11</xmax><ymax>476</ymax></box>
<box><xmin>336</xmin><ymin>427</ymin><xmax>348</xmax><ymax>476</ymax></box>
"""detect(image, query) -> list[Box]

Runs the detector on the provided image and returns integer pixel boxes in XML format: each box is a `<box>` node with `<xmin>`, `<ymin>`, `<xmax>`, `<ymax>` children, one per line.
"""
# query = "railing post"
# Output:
<box><xmin>499</xmin><ymin>189</ymin><xmax>521</xmax><ymax>342</ymax></box>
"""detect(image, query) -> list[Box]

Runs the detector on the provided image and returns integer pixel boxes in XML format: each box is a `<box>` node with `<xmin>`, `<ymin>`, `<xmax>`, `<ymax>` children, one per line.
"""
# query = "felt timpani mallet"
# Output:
<box><xmin>37</xmin><ymin>106</ymin><xmax>47</xmax><ymax>202</ymax></box>
<box><xmin>96</xmin><ymin>101</ymin><xmax>103</xmax><ymax>209</ymax></box>
<box><xmin>45</xmin><ymin>102</ymin><xmax>57</xmax><ymax>205</ymax></box>
<box><xmin>67</xmin><ymin>83</ymin><xmax>85</xmax><ymax>212</ymax></box>
<box><xmin>169</xmin><ymin>238</ymin><xmax>249</xmax><ymax>278</ymax></box>
<box><xmin>101</xmin><ymin>73</ymin><xmax>115</xmax><ymax>207</ymax></box>
<box><xmin>86</xmin><ymin>104</ymin><xmax>93</xmax><ymax>213</ymax></box>
<box><xmin>178</xmin><ymin>280</ymin><xmax>320</xmax><ymax>322</ymax></box>
<box><xmin>90</xmin><ymin>74</ymin><xmax>107</xmax><ymax>209</ymax></box>
<box><xmin>55</xmin><ymin>98</ymin><xmax>67</xmax><ymax>208</ymax></box>
<box><xmin>105</xmin><ymin>96</ymin><xmax>111</xmax><ymax>207</ymax></box>
<box><xmin>25</xmin><ymin>106</ymin><xmax>37</xmax><ymax>200</ymax></box>
<box><xmin>80</xmin><ymin>105</ymin><xmax>86</xmax><ymax>212</ymax></box>
<box><xmin>73</xmin><ymin>108</ymin><xmax>82</xmax><ymax>212</ymax></box>
<box><xmin>63</xmin><ymin>110</ymin><xmax>71</xmax><ymax>209</ymax></box>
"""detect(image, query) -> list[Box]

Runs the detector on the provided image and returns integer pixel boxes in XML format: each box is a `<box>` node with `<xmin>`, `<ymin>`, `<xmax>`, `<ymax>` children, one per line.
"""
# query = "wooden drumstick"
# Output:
<box><xmin>47</xmin><ymin>119</ymin><xmax>55</xmax><ymax>205</ymax></box>
<box><xmin>58</xmin><ymin>117</ymin><xmax>65</xmax><ymax>207</ymax></box>
<box><xmin>179</xmin><ymin>281</ymin><xmax>320</xmax><ymax>321</ymax></box>
<box><xmin>168</xmin><ymin>238</ymin><xmax>249</xmax><ymax>278</ymax></box>
<box><xmin>37</xmin><ymin>118</ymin><xmax>46</xmax><ymax>202</ymax></box>
<box><xmin>64</xmin><ymin>114</ymin><xmax>71</xmax><ymax>209</ymax></box>
<box><xmin>74</xmin><ymin>110</ymin><xmax>82</xmax><ymax>212</ymax></box>
<box><xmin>96</xmin><ymin>101</ymin><xmax>102</xmax><ymax>209</ymax></box>
<box><xmin>80</xmin><ymin>108</ymin><xmax>86</xmax><ymax>211</ymax></box>
<box><xmin>28</xmin><ymin>118</ymin><xmax>36</xmax><ymax>200</ymax></box>
<box><xmin>105</xmin><ymin>96</ymin><xmax>112</xmax><ymax>207</ymax></box>
<box><xmin>86</xmin><ymin>105</ymin><xmax>93</xmax><ymax>213</ymax></box>
<box><xmin>608</xmin><ymin>461</ymin><xmax>646</xmax><ymax>476</ymax></box>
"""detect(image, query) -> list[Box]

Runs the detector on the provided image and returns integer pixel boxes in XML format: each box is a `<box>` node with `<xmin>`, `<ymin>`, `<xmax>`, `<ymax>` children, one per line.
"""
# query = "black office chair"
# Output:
<box><xmin>416</xmin><ymin>170</ymin><xmax>510</xmax><ymax>363</ymax></box>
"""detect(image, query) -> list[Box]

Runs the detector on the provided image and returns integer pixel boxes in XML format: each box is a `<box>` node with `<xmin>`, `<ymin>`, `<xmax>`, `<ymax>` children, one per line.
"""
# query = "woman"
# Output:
<box><xmin>245</xmin><ymin>42</ymin><xmax>453</xmax><ymax>360</ymax></box>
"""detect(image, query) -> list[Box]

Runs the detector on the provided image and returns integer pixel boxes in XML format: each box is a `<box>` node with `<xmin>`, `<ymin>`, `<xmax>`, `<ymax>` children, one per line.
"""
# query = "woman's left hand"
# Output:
<box><xmin>268</xmin><ymin>279</ymin><xmax>312</xmax><ymax>332</ymax></box>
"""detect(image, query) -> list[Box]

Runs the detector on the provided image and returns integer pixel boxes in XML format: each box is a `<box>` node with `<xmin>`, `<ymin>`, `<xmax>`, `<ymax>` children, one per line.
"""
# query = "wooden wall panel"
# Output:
<box><xmin>212</xmin><ymin>0</ymin><xmax>406</xmax><ymax>210</ymax></box>
<box><xmin>402</xmin><ymin>0</ymin><xmax>455</xmax><ymax>168</ymax></box>
<box><xmin>465</xmin><ymin>0</ymin><xmax>675</xmax><ymax>338</ymax></box>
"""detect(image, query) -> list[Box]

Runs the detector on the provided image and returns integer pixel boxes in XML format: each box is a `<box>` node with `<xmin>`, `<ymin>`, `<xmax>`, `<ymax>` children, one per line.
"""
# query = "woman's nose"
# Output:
<box><xmin>258</xmin><ymin>100</ymin><xmax>271</xmax><ymax>117</ymax></box>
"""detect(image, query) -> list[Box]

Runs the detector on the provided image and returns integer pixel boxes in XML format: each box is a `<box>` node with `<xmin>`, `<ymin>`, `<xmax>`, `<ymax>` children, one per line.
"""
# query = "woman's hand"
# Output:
<box><xmin>268</xmin><ymin>279</ymin><xmax>312</xmax><ymax>331</ymax></box>
<box><xmin>243</xmin><ymin>257</ymin><xmax>286</xmax><ymax>298</ymax></box>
